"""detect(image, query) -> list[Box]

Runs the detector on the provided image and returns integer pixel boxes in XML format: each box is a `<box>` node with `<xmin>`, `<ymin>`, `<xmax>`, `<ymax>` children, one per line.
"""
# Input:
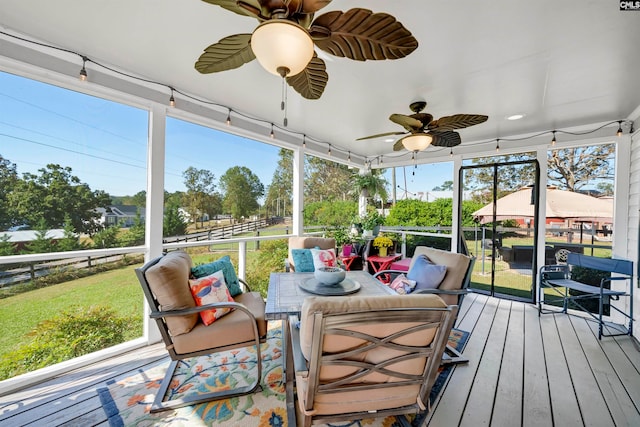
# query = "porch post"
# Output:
<box><xmin>535</xmin><ymin>145</ymin><xmax>548</xmax><ymax>303</ymax></box>
<box><xmin>612</xmin><ymin>135</ymin><xmax>631</xmax><ymax>324</ymax></box>
<box><xmin>144</xmin><ymin>104</ymin><xmax>166</xmax><ymax>344</ymax></box>
<box><xmin>452</xmin><ymin>156</ymin><xmax>462</xmax><ymax>252</ymax></box>
<box><xmin>292</xmin><ymin>147</ymin><xmax>304</xmax><ymax>235</ymax></box>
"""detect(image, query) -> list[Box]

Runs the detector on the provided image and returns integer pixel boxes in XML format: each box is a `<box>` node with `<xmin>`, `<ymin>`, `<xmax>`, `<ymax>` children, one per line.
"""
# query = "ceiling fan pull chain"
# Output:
<box><xmin>281</xmin><ymin>75</ymin><xmax>288</xmax><ymax>127</ymax></box>
<box><xmin>412</xmin><ymin>151</ymin><xmax>417</xmax><ymax>175</ymax></box>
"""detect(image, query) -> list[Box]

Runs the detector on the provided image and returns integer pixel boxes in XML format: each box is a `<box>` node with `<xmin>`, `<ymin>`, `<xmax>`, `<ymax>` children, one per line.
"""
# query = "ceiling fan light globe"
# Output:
<box><xmin>251</xmin><ymin>20</ymin><xmax>314</xmax><ymax>77</ymax></box>
<box><xmin>402</xmin><ymin>134</ymin><xmax>433</xmax><ymax>151</ymax></box>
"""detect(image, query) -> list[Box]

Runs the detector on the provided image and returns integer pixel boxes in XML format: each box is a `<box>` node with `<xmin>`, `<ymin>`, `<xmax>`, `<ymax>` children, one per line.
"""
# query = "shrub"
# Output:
<box><xmin>244</xmin><ymin>239</ymin><xmax>288</xmax><ymax>298</ymax></box>
<box><xmin>0</xmin><ymin>305</ymin><xmax>135</xmax><ymax>380</ymax></box>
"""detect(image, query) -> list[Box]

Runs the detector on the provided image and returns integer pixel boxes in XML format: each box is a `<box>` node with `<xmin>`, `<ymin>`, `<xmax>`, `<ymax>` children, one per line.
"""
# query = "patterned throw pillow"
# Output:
<box><xmin>188</xmin><ymin>271</ymin><xmax>234</xmax><ymax>326</ymax></box>
<box><xmin>388</xmin><ymin>274</ymin><xmax>417</xmax><ymax>295</ymax></box>
<box><xmin>310</xmin><ymin>247</ymin><xmax>337</xmax><ymax>270</ymax></box>
<box><xmin>191</xmin><ymin>255</ymin><xmax>242</xmax><ymax>296</ymax></box>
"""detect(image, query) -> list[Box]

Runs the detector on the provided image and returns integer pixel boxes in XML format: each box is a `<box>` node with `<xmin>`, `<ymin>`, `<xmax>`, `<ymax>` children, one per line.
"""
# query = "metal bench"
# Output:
<box><xmin>539</xmin><ymin>253</ymin><xmax>634</xmax><ymax>339</ymax></box>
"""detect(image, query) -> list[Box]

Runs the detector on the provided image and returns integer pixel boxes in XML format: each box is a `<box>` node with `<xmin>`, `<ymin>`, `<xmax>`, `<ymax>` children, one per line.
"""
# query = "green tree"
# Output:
<box><xmin>0</xmin><ymin>234</ymin><xmax>15</xmax><ymax>256</ymax></box>
<box><xmin>117</xmin><ymin>214</ymin><xmax>145</xmax><ymax>247</ymax></box>
<box><xmin>265</xmin><ymin>149</ymin><xmax>293</xmax><ymax>217</ymax></box>
<box><xmin>56</xmin><ymin>216</ymin><xmax>84</xmax><ymax>252</ymax></box>
<box><xmin>303</xmin><ymin>201</ymin><xmax>358</xmax><ymax>227</ymax></box>
<box><xmin>22</xmin><ymin>220</ymin><xmax>55</xmax><ymax>254</ymax></box>
<box><xmin>548</xmin><ymin>145</ymin><xmax>614</xmax><ymax>191</ymax></box>
<box><xmin>91</xmin><ymin>225</ymin><xmax>120</xmax><ymax>248</ymax></box>
<box><xmin>8</xmin><ymin>164</ymin><xmax>110</xmax><ymax>234</ymax></box>
<box><xmin>305</xmin><ymin>156</ymin><xmax>355</xmax><ymax>203</ymax></box>
<box><xmin>432</xmin><ymin>180</ymin><xmax>453</xmax><ymax>191</ymax></box>
<box><xmin>163</xmin><ymin>201</ymin><xmax>187</xmax><ymax>237</ymax></box>
<box><xmin>219</xmin><ymin>166</ymin><xmax>264</xmax><ymax>220</ymax></box>
<box><xmin>0</xmin><ymin>155</ymin><xmax>19</xmax><ymax>230</ymax></box>
<box><xmin>182</xmin><ymin>167</ymin><xmax>218</xmax><ymax>228</ymax></box>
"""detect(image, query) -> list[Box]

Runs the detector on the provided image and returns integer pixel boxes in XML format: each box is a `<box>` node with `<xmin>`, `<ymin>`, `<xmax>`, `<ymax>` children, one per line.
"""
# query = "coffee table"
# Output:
<box><xmin>265</xmin><ymin>271</ymin><xmax>395</xmax><ymax>424</ymax></box>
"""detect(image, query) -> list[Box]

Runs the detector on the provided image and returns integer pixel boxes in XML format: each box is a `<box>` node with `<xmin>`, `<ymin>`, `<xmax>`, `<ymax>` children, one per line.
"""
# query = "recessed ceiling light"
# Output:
<box><xmin>507</xmin><ymin>114</ymin><xmax>525</xmax><ymax>121</ymax></box>
<box><xmin>384</xmin><ymin>138</ymin><xmax>395</xmax><ymax>142</ymax></box>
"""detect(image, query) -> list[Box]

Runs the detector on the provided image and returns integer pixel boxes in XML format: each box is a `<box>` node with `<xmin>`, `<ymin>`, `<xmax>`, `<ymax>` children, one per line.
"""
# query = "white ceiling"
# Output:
<box><xmin>1</xmin><ymin>0</ymin><xmax>639</xmax><ymax>166</ymax></box>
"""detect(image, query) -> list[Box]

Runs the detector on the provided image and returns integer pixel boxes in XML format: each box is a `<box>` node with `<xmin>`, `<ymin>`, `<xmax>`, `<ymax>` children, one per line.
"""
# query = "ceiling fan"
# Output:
<box><xmin>194</xmin><ymin>0</ymin><xmax>418</xmax><ymax>100</ymax></box>
<box><xmin>357</xmin><ymin>101</ymin><xmax>489</xmax><ymax>152</ymax></box>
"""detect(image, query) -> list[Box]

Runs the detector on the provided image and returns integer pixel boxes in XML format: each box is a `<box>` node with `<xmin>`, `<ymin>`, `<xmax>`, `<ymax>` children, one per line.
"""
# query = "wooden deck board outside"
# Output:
<box><xmin>491</xmin><ymin>301</ymin><xmax>524</xmax><ymax>427</ymax></box>
<box><xmin>538</xmin><ymin>312</ymin><xmax>582</xmax><ymax>427</ymax></box>
<box><xmin>0</xmin><ymin>294</ymin><xmax>639</xmax><ymax>427</ymax></box>
<box><xmin>459</xmin><ymin>298</ymin><xmax>511</xmax><ymax>426</ymax></box>
<box><xmin>555</xmin><ymin>314</ymin><xmax>615</xmax><ymax>426</ymax></box>
<box><xmin>572</xmin><ymin>316</ymin><xmax>640</xmax><ymax>426</ymax></box>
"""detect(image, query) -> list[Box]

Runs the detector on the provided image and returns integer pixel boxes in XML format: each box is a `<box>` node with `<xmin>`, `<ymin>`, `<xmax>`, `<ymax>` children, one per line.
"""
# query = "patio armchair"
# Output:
<box><xmin>286</xmin><ymin>236</ymin><xmax>336</xmax><ymax>272</ymax></box>
<box><xmin>289</xmin><ymin>294</ymin><xmax>457</xmax><ymax>427</ymax></box>
<box><xmin>135</xmin><ymin>251</ymin><xmax>267</xmax><ymax>412</ymax></box>
<box><xmin>373</xmin><ymin>246</ymin><xmax>475</xmax><ymax>364</ymax></box>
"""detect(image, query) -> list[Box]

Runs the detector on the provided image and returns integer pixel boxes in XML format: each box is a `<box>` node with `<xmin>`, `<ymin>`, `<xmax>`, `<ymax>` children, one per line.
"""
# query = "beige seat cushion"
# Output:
<box><xmin>145</xmin><ymin>251</ymin><xmax>197</xmax><ymax>336</ymax></box>
<box><xmin>410</xmin><ymin>247</ymin><xmax>471</xmax><ymax>305</ymax></box>
<box><xmin>300</xmin><ymin>294</ymin><xmax>446</xmax><ymax>361</ymax></box>
<box><xmin>297</xmin><ymin>294</ymin><xmax>448</xmax><ymax>416</ymax></box>
<box><xmin>287</xmin><ymin>236</ymin><xmax>335</xmax><ymax>271</ymax></box>
<box><xmin>171</xmin><ymin>291</ymin><xmax>267</xmax><ymax>355</ymax></box>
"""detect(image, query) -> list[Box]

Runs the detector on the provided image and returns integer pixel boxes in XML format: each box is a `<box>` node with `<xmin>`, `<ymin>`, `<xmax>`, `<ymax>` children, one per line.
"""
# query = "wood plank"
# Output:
<box><xmin>614</xmin><ymin>335</ymin><xmax>640</xmax><ymax>372</ymax></box>
<box><xmin>426</xmin><ymin>295</ymin><xmax>498</xmax><ymax>426</ymax></box>
<box><xmin>491</xmin><ymin>301</ymin><xmax>524</xmax><ymax>427</ymax></box>
<box><xmin>589</xmin><ymin>324</ymin><xmax>640</xmax><ymax>409</ymax></box>
<box><xmin>537</xmin><ymin>312</ymin><xmax>581</xmax><ymax>427</ymax></box>
<box><xmin>456</xmin><ymin>291</ymin><xmax>479</xmax><ymax>325</ymax></box>
<box><xmin>460</xmin><ymin>298</ymin><xmax>511</xmax><ymax>427</ymax></box>
<box><xmin>555</xmin><ymin>314</ymin><xmax>615</xmax><ymax>426</ymax></box>
<box><xmin>522</xmin><ymin>305</ymin><xmax>553</xmax><ymax>427</ymax></box>
<box><xmin>572</xmin><ymin>316</ymin><xmax>640</xmax><ymax>426</ymax></box>
<box><xmin>0</xmin><ymin>344</ymin><xmax>166</xmax><ymax>424</ymax></box>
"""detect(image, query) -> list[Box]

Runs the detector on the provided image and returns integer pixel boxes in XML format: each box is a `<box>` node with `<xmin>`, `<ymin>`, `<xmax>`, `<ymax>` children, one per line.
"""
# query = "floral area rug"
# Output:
<box><xmin>98</xmin><ymin>322</ymin><xmax>469</xmax><ymax>427</ymax></box>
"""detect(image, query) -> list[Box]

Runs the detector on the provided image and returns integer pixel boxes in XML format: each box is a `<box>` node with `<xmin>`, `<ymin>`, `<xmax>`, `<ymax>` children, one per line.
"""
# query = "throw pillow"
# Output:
<box><xmin>291</xmin><ymin>248</ymin><xmax>315</xmax><ymax>272</ymax></box>
<box><xmin>407</xmin><ymin>254</ymin><xmax>448</xmax><ymax>291</ymax></box>
<box><xmin>191</xmin><ymin>255</ymin><xmax>242</xmax><ymax>296</ymax></box>
<box><xmin>388</xmin><ymin>273</ymin><xmax>417</xmax><ymax>295</ymax></box>
<box><xmin>145</xmin><ymin>251</ymin><xmax>198</xmax><ymax>336</ymax></box>
<box><xmin>189</xmin><ymin>271</ymin><xmax>234</xmax><ymax>326</ymax></box>
<box><xmin>310</xmin><ymin>247</ymin><xmax>337</xmax><ymax>270</ymax></box>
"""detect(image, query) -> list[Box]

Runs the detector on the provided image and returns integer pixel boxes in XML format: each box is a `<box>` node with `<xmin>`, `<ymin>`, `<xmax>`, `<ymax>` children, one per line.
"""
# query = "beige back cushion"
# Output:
<box><xmin>410</xmin><ymin>247</ymin><xmax>470</xmax><ymax>296</ymax></box>
<box><xmin>287</xmin><ymin>236</ymin><xmax>335</xmax><ymax>271</ymax></box>
<box><xmin>145</xmin><ymin>251</ymin><xmax>198</xmax><ymax>336</ymax></box>
<box><xmin>300</xmin><ymin>294</ymin><xmax>446</xmax><ymax>361</ymax></box>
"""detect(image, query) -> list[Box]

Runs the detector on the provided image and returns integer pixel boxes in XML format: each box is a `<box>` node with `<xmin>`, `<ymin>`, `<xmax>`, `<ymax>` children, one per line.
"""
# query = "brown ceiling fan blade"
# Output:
<box><xmin>195</xmin><ymin>34</ymin><xmax>255</xmax><ymax>74</ymax></box>
<box><xmin>430</xmin><ymin>131</ymin><xmax>462</xmax><ymax>147</ymax></box>
<box><xmin>393</xmin><ymin>139</ymin><xmax>406</xmax><ymax>151</ymax></box>
<box><xmin>286</xmin><ymin>55</ymin><xmax>328</xmax><ymax>99</ymax></box>
<box><xmin>201</xmin><ymin>0</ymin><xmax>261</xmax><ymax>18</ymax></box>
<box><xmin>389</xmin><ymin>114</ymin><xmax>423</xmax><ymax>131</ymax></box>
<box><xmin>429</xmin><ymin>114</ymin><xmax>489</xmax><ymax>131</ymax></box>
<box><xmin>356</xmin><ymin>131</ymin><xmax>406</xmax><ymax>141</ymax></box>
<box><xmin>309</xmin><ymin>8</ymin><xmax>418</xmax><ymax>61</ymax></box>
<box><xmin>291</xmin><ymin>0</ymin><xmax>333</xmax><ymax>14</ymax></box>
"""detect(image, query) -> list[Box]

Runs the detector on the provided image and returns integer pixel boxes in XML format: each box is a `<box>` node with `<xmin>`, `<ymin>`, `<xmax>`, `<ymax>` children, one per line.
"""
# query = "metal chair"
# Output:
<box><xmin>289</xmin><ymin>294</ymin><xmax>457</xmax><ymax>427</ymax></box>
<box><xmin>135</xmin><ymin>251</ymin><xmax>267</xmax><ymax>412</ymax></box>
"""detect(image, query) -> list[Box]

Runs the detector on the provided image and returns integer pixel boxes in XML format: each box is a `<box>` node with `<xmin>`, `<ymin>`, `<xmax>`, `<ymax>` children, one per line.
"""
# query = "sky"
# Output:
<box><xmin>0</xmin><ymin>70</ymin><xmax>452</xmax><ymax>200</ymax></box>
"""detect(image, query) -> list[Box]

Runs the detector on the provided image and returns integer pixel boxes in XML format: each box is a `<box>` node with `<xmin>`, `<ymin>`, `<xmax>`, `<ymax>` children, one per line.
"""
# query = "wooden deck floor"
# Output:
<box><xmin>1</xmin><ymin>293</ymin><xmax>639</xmax><ymax>426</ymax></box>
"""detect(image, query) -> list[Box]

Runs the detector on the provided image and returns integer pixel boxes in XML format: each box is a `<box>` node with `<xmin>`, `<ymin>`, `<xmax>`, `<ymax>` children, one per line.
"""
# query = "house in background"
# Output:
<box><xmin>0</xmin><ymin>229</ymin><xmax>66</xmax><ymax>252</ymax></box>
<box><xmin>96</xmin><ymin>205</ymin><xmax>145</xmax><ymax>228</ymax></box>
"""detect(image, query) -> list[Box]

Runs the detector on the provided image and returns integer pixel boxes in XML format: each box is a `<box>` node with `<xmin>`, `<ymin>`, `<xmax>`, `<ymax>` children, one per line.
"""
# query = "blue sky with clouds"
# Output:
<box><xmin>0</xmin><ymin>70</ymin><xmax>451</xmax><ymax>199</ymax></box>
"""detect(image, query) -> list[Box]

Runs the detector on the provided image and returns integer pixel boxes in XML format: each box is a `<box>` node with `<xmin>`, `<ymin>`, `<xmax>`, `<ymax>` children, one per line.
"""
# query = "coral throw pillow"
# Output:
<box><xmin>388</xmin><ymin>274</ymin><xmax>417</xmax><ymax>295</ymax></box>
<box><xmin>310</xmin><ymin>248</ymin><xmax>337</xmax><ymax>270</ymax></box>
<box><xmin>188</xmin><ymin>271</ymin><xmax>234</xmax><ymax>326</ymax></box>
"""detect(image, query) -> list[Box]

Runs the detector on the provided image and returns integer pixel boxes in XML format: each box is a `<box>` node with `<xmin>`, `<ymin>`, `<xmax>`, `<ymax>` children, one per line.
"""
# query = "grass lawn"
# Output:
<box><xmin>0</xmin><ymin>264</ymin><xmax>145</xmax><ymax>359</ymax></box>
